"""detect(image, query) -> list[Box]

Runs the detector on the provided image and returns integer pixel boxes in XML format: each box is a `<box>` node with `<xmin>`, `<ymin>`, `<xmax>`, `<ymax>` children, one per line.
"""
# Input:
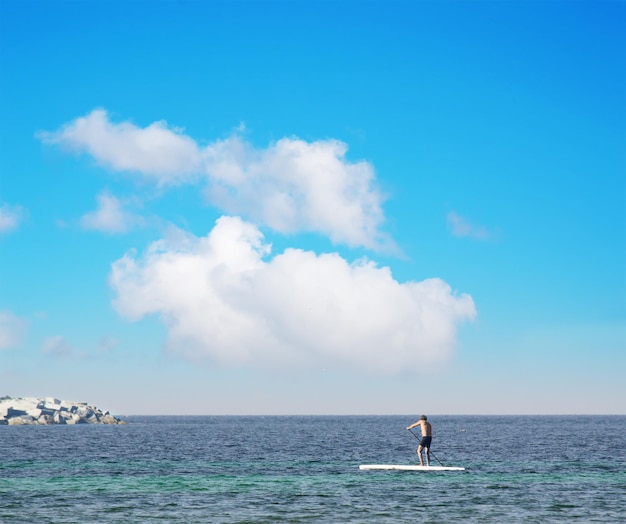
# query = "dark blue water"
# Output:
<box><xmin>1</xmin><ymin>416</ymin><xmax>624</xmax><ymax>522</ymax></box>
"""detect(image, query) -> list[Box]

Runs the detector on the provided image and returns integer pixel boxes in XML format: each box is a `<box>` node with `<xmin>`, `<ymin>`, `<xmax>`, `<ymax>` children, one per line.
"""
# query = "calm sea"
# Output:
<box><xmin>1</xmin><ymin>415</ymin><xmax>624</xmax><ymax>523</ymax></box>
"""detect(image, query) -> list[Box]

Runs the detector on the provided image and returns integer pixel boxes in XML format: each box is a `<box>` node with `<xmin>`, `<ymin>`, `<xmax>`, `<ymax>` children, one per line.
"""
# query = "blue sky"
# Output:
<box><xmin>1</xmin><ymin>0</ymin><xmax>624</xmax><ymax>415</ymax></box>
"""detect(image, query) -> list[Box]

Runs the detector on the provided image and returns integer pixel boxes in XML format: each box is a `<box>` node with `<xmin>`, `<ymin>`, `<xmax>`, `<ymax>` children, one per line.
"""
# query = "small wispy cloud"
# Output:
<box><xmin>42</xmin><ymin>336</ymin><xmax>75</xmax><ymax>358</ymax></box>
<box><xmin>446</xmin><ymin>211</ymin><xmax>495</xmax><ymax>241</ymax></box>
<box><xmin>37</xmin><ymin>109</ymin><xmax>201</xmax><ymax>185</ymax></box>
<box><xmin>80</xmin><ymin>191</ymin><xmax>143</xmax><ymax>234</ymax></box>
<box><xmin>0</xmin><ymin>203</ymin><xmax>27</xmax><ymax>234</ymax></box>
<box><xmin>0</xmin><ymin>310</ymin><xmax>28</xmax><ymax>350</ymax></box>
<box><xmin>98</xmin><ymin>336</ymin><xmax>118</xmax><ymax>353</ymax></box>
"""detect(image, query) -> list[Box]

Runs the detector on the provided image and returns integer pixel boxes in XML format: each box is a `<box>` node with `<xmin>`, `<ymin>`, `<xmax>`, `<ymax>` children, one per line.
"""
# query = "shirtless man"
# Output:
<box><xmin>406</xmin><ymin>415</ymin><xmax>432</xmax><ymax>466</ymax></box>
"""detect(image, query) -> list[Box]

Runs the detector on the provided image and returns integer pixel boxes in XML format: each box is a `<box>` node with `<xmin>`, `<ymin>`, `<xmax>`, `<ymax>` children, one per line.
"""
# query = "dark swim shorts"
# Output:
<box><xmin>420</xmin><ymin>436</ymin><xmax>432</xmax><ymax>448</ymax></box>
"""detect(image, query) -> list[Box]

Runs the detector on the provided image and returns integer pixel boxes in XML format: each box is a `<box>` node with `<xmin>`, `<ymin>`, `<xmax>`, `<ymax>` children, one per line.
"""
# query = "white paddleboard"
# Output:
<box><xmin>359</xmin><ymin>464</ymin><xmax>465</xmax><ymax>472</ymax></box>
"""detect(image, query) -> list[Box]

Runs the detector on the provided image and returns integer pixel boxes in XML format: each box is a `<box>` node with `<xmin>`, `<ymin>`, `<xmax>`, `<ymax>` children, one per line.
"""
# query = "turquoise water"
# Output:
<box><xmin>1</xmin><ymin>416</ymin><xmax>624</xmax><ymax>522</ymax></box>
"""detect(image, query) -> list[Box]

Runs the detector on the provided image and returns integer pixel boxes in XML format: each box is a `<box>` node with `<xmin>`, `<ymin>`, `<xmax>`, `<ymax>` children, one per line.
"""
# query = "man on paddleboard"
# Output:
<box><xmin>407</xmin><ymin>415</ymin><xmax>432</xmax><ymax>466</ymax></box>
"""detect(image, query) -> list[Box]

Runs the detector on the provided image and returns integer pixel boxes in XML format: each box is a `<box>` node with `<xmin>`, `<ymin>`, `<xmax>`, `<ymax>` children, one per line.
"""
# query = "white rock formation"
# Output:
<box><xmin>0</xmin><ymin>396</ymin><xmax>125</xmax><ymax>425</ymax></box>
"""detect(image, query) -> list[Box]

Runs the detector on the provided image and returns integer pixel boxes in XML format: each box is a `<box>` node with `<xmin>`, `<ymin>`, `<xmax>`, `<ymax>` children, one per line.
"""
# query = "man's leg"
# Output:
<box><xmin>424</xmin><ymin>447</ymin><xmax>430</xmax><ymax>466</ymax></box>
<box><xmin>417</xmin><ymin>444</ymin><xmax>424</xmax><ymax>466</ymax></box>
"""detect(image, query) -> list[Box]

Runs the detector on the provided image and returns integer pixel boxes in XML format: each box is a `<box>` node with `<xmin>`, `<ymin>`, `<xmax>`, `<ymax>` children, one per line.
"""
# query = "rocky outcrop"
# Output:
<box><xmin>0</xmin><ymin>396</ymin><xmax>126</xmax><ymax>425</ymax></box>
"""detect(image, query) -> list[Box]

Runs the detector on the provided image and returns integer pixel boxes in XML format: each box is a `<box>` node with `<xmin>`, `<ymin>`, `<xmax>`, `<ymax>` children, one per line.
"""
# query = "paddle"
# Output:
<box><xmin>407</xmin><ymin>428</ymin><xmax>445</xmax><ymax>467</ymax></box>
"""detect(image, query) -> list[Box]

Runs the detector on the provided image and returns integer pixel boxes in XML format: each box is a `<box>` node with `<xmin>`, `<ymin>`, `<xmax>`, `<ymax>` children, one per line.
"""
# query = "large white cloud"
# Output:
<box><xmin>40</xmin><ymin>110</ymin><xmax>391</xmax><ymax>251</ymax></box>
<box><xmin>109</xmin><ymin>216</ymin><xmax>476</xmax><ymax>373</ymax></box>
